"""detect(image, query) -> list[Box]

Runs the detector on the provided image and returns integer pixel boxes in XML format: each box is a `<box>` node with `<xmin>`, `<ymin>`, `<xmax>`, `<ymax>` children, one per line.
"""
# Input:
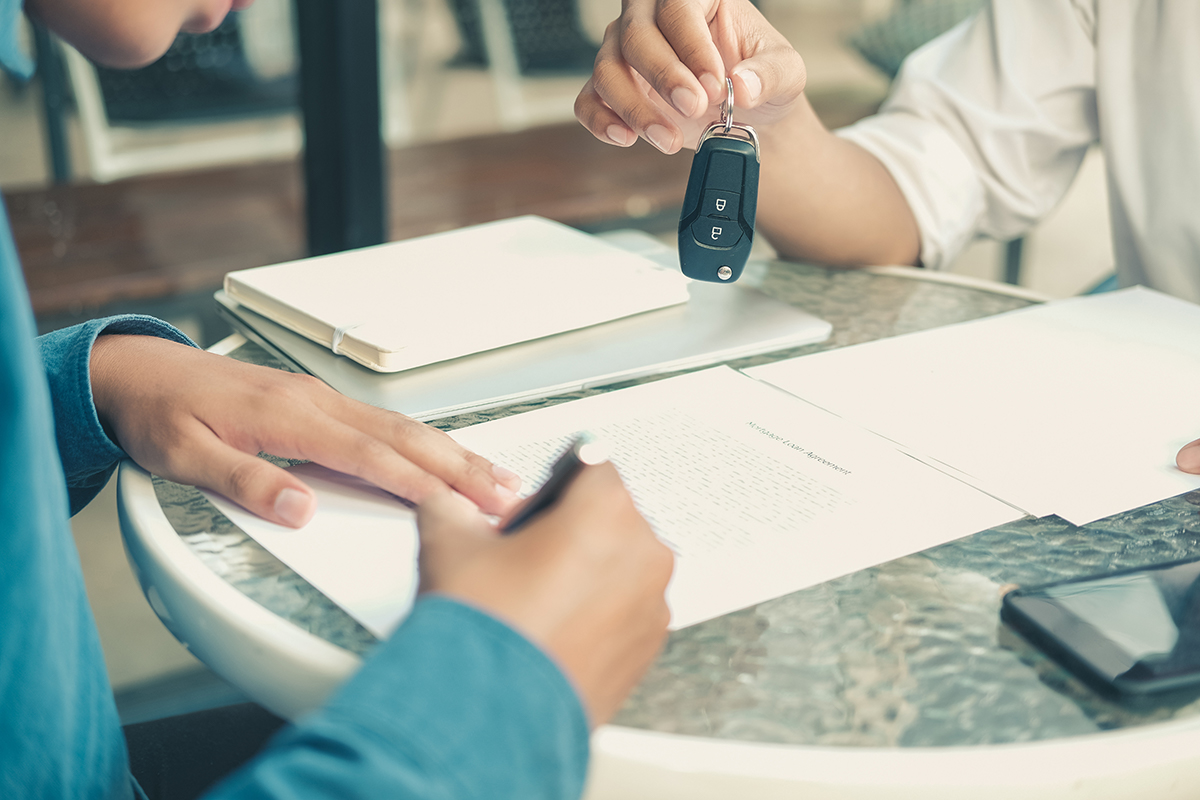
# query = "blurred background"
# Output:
<box><xmin>0</xmin><ymin>0</ymin><xmax>1113</xmax><ymax>721</ymax></box>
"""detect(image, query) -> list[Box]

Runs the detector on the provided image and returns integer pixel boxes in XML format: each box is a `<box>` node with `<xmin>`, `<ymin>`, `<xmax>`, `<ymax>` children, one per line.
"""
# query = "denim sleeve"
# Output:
<box><xmin>208</xmin><ymin>596</ymin><xmax>591</xmax><ymax>800</ymax></box>
<box><xmin>0</xmin><ymin>0</ymin><xmax>33</xmax><ymax>79</ymax></box>
<box><xmin>37</xmin><ymin>315</ymin><xmax>195</xmax><ymax>514</ymax></box>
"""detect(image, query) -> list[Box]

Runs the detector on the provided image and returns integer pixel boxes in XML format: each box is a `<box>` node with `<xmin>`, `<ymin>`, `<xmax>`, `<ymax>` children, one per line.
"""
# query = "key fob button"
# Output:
<box><xmin>702</xmin><ymin>190</ymin><xmax>739</xmax><ymax>220</ymax></box>
<box><xmin>691</xmin><ymin>216</ymin><xmax>744</xmax><ymax>248</ymax></box>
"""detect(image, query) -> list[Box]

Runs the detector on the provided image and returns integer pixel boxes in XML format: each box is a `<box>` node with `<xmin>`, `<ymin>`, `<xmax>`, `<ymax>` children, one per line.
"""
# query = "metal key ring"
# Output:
<box><xmin>721</xmin><ymin>76</ymin><xmax>734</xmax><ymax>133</ymax></box>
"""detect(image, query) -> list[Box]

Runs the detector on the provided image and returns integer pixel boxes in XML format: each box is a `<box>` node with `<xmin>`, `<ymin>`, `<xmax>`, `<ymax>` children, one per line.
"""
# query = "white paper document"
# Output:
<box><xmin>203</xmin><ymin>464</ymin><xmax>419</xmax><ymax>638</ymax></box>
<box><xmin>204</xmin><ymin>368</ymin><xmax>1019</xmax><ymax>636</ymax></box>
<box><xmin>451</xmin><ymin>367</ymin><xmax>1021</xmax><ymax>629</ymax></box>
<box><xmin>747</xmin><ymin>287</ymin><xmax>1200</xmax><ymax>525</ymax></box>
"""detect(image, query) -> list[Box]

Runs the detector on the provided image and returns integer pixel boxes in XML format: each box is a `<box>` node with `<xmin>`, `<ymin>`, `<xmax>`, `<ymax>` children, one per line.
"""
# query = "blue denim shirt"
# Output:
<box><xmin>0</xmin><ymin>8</ymin><xmax>588</xmax><ymax>796</ymax></box>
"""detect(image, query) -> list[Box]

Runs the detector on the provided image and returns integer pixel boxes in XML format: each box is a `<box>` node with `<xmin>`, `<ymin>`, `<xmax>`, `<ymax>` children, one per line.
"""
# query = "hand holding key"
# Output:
<box><xmin>576</xmin><ymin>0</ymin><xmax>921</xmax><ymax>270</ymax></box>
<box><xmin>573</xmin><ymin>0</ymin><xmax>808</xmax><ymax>154</ymax></box>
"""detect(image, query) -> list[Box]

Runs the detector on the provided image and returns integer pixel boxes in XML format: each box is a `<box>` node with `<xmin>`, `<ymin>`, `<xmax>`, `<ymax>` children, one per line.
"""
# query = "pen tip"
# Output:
<box><xmin>576</xmin><ymin>437</ymin><xmax>611</xmax><ymax>466</ymax></box>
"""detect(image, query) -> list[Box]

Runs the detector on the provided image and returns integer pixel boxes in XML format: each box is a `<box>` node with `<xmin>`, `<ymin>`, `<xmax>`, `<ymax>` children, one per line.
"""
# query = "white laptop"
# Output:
<box><xmin>216</xmin><ymin>226</ymin><xmax>832</xmax><ymax>421</ymax></box>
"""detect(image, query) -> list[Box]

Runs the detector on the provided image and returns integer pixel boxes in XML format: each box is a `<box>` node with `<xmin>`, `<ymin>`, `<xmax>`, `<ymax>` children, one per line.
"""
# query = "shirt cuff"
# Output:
<box><xmin>213</xmin><ymin>597</ymin><xmax>590</xmax><ymax>800</ymax></box>
<box><xmin>38</xmin><ymin>315</ymin><xmax>196</xmax><ymax>514</ymax></box>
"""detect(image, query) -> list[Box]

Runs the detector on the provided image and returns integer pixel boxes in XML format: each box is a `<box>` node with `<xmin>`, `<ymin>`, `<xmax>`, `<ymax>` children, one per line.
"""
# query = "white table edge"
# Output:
<box><xmin>117</xmin><ymin>460</ymin><xmax>358</xmax><ymax>720</ymax></box>
<box><xmin>863</xmin><ymin>264</ymin><xmax>1052</xmax><ymax>303</ymax></box>
<box><xmin>586</xmin><ymin>716</ymin><xmax>1200</xmax><ymax>799</ymax></box>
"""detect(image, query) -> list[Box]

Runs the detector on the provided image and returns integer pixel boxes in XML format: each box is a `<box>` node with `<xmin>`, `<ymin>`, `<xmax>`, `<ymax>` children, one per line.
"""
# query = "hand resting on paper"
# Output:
<box><xmin>89</xmin><ymin>335</ymin><xmax>522</xmax><ymax>527</ymax></box>
<box><xmin>417</xmin><ymin>463</ymin><xmax>674</xmax><ymax>726</ymax></box>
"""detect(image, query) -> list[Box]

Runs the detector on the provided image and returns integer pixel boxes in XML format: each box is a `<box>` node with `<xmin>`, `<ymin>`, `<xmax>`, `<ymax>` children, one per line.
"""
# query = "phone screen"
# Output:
<box><xmin>1002</xmin><ymin>557</ymin><xmax>1200</xmax><ymax>694</ymax></box>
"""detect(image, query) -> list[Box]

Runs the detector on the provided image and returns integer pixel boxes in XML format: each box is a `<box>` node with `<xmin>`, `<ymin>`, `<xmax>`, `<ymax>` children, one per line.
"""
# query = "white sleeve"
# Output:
<box><xmin>836</xmin><ymin>0</ymin><xmax>1099</xmax><ymax>270</ymax></box>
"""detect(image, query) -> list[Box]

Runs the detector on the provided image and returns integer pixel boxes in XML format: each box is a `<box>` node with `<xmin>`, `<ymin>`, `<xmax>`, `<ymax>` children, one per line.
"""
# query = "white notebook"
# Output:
<box><xmin>223</xmin><ymin>216</ymin><xmax>692</xmax><ymax>372</ymax></box>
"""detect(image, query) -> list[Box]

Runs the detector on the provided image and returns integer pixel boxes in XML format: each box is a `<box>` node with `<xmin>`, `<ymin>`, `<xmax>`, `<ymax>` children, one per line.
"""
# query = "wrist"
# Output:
<box><xmin>88</xmin><ymin>334</ymin><xmax>123</xmax><ymax>442</ymax></box>
<box><xmin>88</xmin><ymin>334</ymin><xmax>156</xmax><ymax>447</ymax></box>
<box><xmin>756</xmin><ymin>92</ymin><xmax>826</xmax><ymax>155</ymax></box>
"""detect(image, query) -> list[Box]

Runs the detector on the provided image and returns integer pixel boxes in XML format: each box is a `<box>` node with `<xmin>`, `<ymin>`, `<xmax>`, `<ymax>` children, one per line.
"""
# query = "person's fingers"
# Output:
<box><xmin>230</xmin><ymin>399</ymin><xmax>460</xmax><ymax>507</ymax></box>
<box><xmin>341</xmin><ymin>404</ymin><xmax>522</xmax><ymax>514</ymax></box>
<box><xmin>491</xmin><ymin>462</ymin><xmax>523</xmax><ymax>492</ymax></box>
<box><xmin>729</xmin><ymin>48</ymin><xmax>806</xmax><ymax>112</ymax></box>
<box><xmin>589</xmin><ymin>26</ymin><xmax>687</xmax><ymax>154</ymax></box>
<box><xmin>583</xmin><ymin>0</ymin><xmax>806</xmax><ymax>151</ymax></box>
<box><xmin>258</xmin><ymin>385</ymin><xmax>520</xmax><ymax>516</ymax></box>
<box><xmin>90</xmin><ymin>336</ymin><xmax>520</xmax><ymax>521</ymax></box>
<box><xmin>536</xmin><ymin>462</ymin><xmax>674</xmax><ymax>585</ymax></box>
<box><xmin>166</xmin><ymin>421</ymin><xmax>319</xmax><ymax>527</ymax></box>
<box><xmin>416</xmin><ymin>488</ymin><xmax>498</xmax><ymax>592</ymax></box>
<box><xmin>574</xmin><ymin>78</ymin><xmax>638</xmax><ymax>147</ymax></box>
<box><xmin>417</xmin><ymin>487</ymin><xmax>497</xmax><ymax>547</ymax></box>
<box><xmin>620</xmin><ymin>0</ymin><xmax>721</xmax><ymax>117</ymax></box>
<box><xmin>1178</xmin><ymin>438</ymin><xmax>1200</xmax><ymax>473</ymax></box>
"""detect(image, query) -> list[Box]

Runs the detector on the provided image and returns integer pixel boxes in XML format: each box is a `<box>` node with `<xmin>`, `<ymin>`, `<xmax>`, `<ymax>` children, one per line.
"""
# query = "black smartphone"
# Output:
<box><xmin>1001</xmin><ymin>556</ymin><xmax>1200</xmax><ymax>695</ymax></box>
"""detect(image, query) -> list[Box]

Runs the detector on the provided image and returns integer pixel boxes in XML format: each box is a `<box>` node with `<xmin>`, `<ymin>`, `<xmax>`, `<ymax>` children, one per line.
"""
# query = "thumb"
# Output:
<box><xmin>730</xmin><ymin>48</ymin><xmax>806</xmax><ymax>110</ymax></box>
<box><xmin>1178</xmin><ymin>438</ymin><xmax>1200</xmax><ymax>473</ymax></box>
<box><xmin>417</xmin><ymin>489</ymin><xmax>497</xmax><ymax>592</ymax></box>
<box><xmin>188</xmin><ymin>437</ymin><xmax>317</xmax><ymax>528</ymax></box>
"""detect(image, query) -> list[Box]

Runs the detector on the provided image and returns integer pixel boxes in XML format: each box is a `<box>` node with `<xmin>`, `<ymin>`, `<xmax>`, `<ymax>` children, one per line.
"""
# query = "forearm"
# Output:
<box><xmin>755</xmin><ymin>95</ymin><xmax>921</xmax><ymax>267</ymax></box>
<box><xmin>208</xmin><ymin>598</ymin><xmax>590</xmax><ymax>800</ymax></box>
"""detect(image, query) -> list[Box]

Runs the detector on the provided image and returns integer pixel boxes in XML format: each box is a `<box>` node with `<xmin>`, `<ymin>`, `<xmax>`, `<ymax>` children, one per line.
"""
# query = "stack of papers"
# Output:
<box><xmin>746</xmin><ymin>287</ymin><xmax>1200</xmax><ymax>525</ymax></box>
<box><xmin>207</xmin><ymin>286</ymin><xmax>1200</xmax><ymax>637</ymax></box>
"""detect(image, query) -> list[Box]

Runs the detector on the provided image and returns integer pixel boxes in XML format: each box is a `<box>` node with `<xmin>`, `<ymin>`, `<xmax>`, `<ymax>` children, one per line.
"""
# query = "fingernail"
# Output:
<box><xmin>274</xmin><ymin>488</ymin><xmax>314</xmax><ymax>527</ymax></box>
<box><xmin>735</xmin><ymin>69</ymin><xmax>762</xmax><ymax>102</ymax></box>
<box><xmin>699</xmin><ymin>73</ymin><xmax>722</xmax><ymax>101</ymax></box>
<box><xmin>606</xmin><ymin>124</ymin><xmax>632</xmax><ymax>146</ymax></box>
<box><xmin>1180</xmin><ymin>444</ymin><xmax>1200</xmax><ymax>473</ymax></box>
<box><xmin>493</xmin><ymin>464</ymin><xmax>521</xmax><ymax>484</ymax></box>
<box><xmin>645</xmin><ymin>124</ymin><xmax>674</xmax><ymax>153</ymax></box>
<box><xmin>671</xmin><ymin>86</ymin><xmax>698</xmax><ymax>117</ymax></box>
<box><xmin>495</xmin><ymin>483</ymin><xmax>519</xmax><ymax>503</ymax></box>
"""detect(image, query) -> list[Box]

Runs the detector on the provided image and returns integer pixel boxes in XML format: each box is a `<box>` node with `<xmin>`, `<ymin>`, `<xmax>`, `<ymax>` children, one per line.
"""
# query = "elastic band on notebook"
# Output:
<box><xmin>331</xmin><ymin>324</ymin><xmax>360</xmax><ymax>355</ymax></box>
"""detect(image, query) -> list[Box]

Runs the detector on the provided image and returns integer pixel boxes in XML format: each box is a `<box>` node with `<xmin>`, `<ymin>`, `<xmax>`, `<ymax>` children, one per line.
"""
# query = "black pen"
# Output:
<box><xmin>500</xmin><ymin>434</ymin><xmax>610</xmax><ymax>534</ymax></box>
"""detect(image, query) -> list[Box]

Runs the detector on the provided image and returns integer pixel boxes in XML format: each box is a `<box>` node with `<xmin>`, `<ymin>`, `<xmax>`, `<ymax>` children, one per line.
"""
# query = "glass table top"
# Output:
<box><xmin>152</xmin><ymin>261</ymin><xmax>1200</xmax><ymax>747</ymax></box>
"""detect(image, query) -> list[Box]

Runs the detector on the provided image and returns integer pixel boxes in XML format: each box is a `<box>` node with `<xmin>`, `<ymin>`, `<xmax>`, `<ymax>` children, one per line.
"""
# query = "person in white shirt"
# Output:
<box><xmin>574</xmin><ymin>0</ymin><xmax>1200</xmax><ymax>472</ymax></box>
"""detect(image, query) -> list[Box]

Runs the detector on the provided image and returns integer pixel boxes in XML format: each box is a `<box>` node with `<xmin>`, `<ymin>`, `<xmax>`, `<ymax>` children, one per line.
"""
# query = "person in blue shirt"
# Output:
<box><xmin>1</xmin><ymin>1</ymin><xmax>674</xmax><ymax>798</ymax></box>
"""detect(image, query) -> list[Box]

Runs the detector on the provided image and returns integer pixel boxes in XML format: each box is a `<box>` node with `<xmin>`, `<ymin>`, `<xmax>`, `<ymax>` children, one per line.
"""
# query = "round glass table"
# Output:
<box><xmin>118</xmin><ymin>261</ymin><xmax>1200</xmax><ymax>799</ymax></box>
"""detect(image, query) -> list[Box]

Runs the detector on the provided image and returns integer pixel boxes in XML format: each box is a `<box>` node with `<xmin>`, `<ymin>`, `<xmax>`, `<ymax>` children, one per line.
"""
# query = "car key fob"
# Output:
<box><xmin>678</xmin><ymin>78</ymin><xmax>760</xmax><ymax>282</ymax></box>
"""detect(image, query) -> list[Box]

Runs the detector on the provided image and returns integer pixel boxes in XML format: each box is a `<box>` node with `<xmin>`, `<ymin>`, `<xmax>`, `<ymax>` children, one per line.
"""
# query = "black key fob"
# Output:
<box><xmin>679</xmin><ymin>80</ymin><xmax>760</xmax><ymax>283</ymax></box>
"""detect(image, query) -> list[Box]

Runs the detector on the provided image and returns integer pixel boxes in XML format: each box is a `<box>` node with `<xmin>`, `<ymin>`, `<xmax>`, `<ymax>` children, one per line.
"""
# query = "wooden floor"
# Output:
<box><xmin>7</xmin><ymin>96</ymin><xmax>878</xmax><ymax>321</ymax></box>
<box><xmin>7</xmin><ymin>123</ymin><xmax>687</xmax><ymax>318</ymax></box>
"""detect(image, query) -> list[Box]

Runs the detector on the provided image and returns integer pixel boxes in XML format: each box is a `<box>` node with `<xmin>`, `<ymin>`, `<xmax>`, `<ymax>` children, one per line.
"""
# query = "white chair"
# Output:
<box><xmin>63</xmin><ymin>46</ymin><xmax>301</xmax><ymax>182</ymax></box>
<box><xmin>62</xmin><ymin>2</ymin><xmax>301</xmax><ymax>183</ymax></box>
<box><xmin>61</xmin><ymin>0</ymin><xmax>417</xmax><ymax>182</ymax></box>
<box><xmin>404</xmin><ymin>0</ymin><xmax>597</xmax><ymax>137</ymax></box>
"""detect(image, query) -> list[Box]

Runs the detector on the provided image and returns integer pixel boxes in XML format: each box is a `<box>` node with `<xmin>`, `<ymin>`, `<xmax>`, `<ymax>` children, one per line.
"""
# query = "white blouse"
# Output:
<box><xmin>838</xmin><ymin>0</ymin><xmax>1200</xmax><ymax>302</ymax></box>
